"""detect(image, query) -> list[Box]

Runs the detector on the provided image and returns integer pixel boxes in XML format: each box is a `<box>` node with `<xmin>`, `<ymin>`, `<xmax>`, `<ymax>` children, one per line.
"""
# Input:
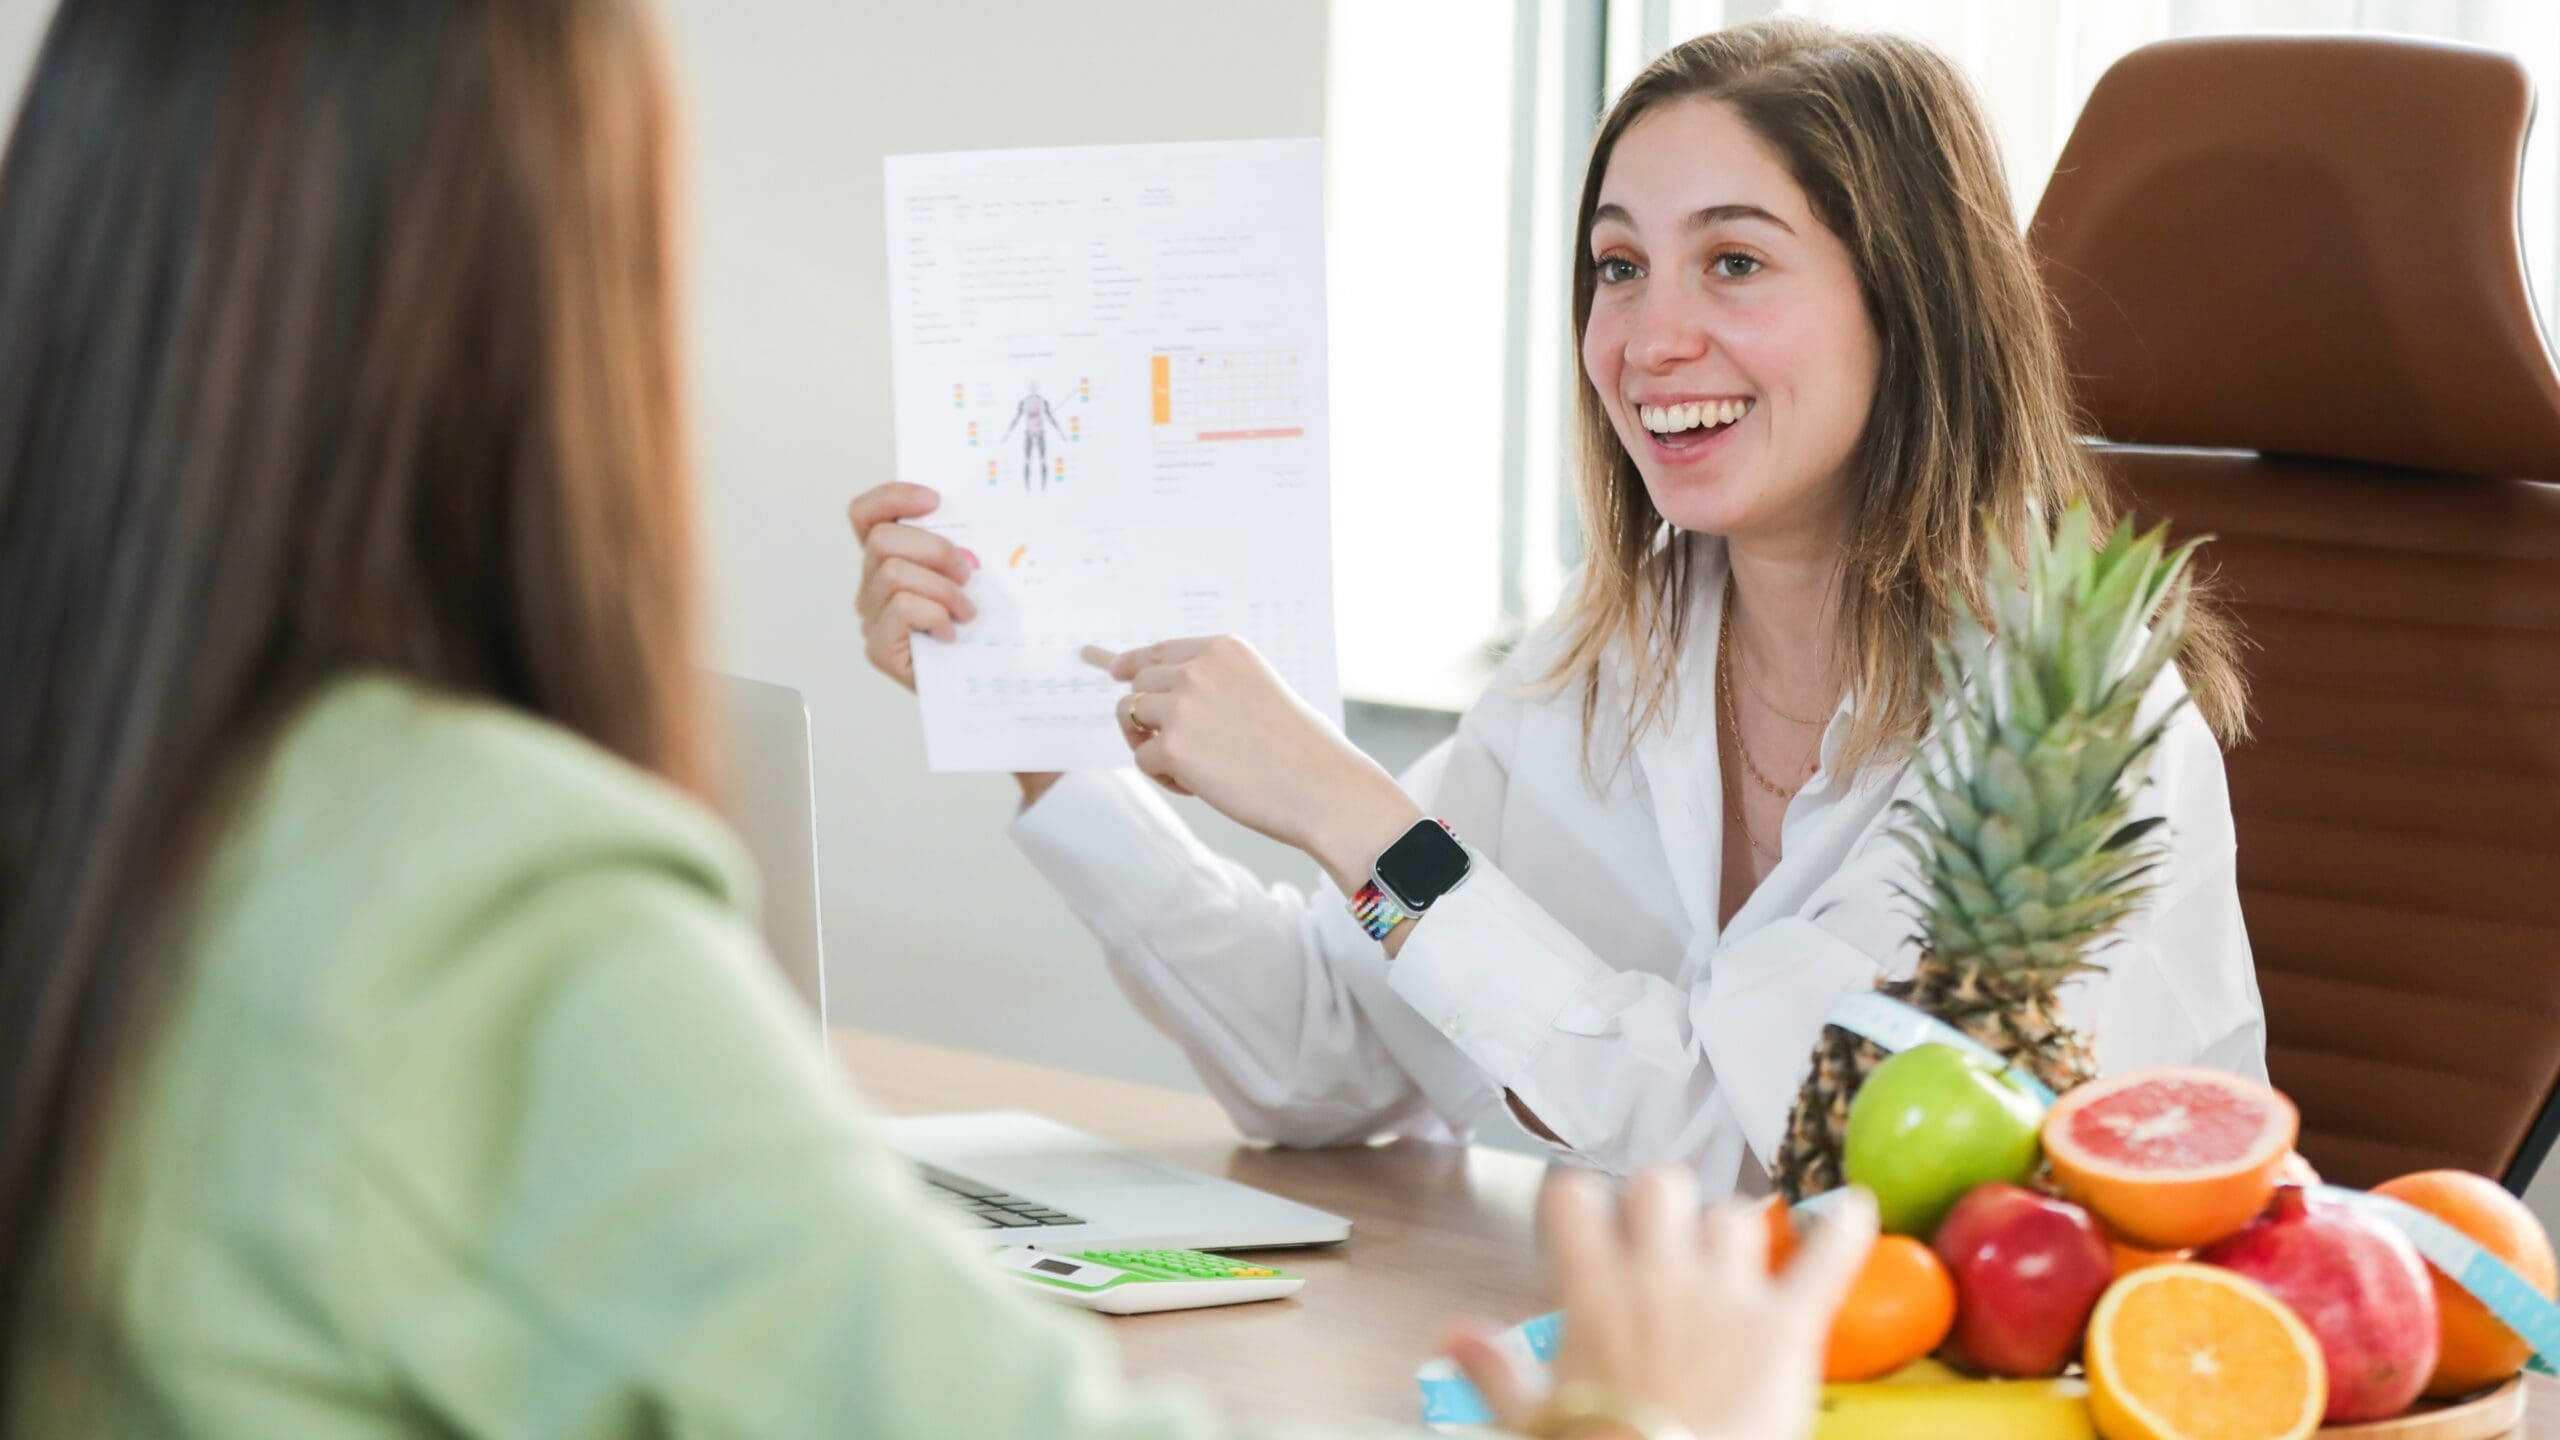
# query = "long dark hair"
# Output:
<box><xmin>0</xmin><ymin>0</ymin><xmax>699</xmax><ymax>1398</ymax></box>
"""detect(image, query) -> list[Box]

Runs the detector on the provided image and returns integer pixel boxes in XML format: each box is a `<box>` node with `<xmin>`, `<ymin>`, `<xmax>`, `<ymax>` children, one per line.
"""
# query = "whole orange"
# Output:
<box><xmin>1822</xmin><ymin>1234</ymin><xmax>1957</xmax><ymax>1382</ymax></box>
<box><xmin>2372</xmin><ymin>1169</ymin><xmax>2558</xmax><ymax>1398</ymax></box>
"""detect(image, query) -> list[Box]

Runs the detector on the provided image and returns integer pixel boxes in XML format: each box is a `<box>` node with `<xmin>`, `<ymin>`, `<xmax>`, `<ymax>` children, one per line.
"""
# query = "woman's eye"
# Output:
<box><xmin>1712</xmin><ymin>252</ymin><xmax>1763</xmax><ymax>279</ymax></box>
<box><xmin>1596</xmin><ymin>256</ymin><xmax>1643</xmax><ymax>283</ymax></box>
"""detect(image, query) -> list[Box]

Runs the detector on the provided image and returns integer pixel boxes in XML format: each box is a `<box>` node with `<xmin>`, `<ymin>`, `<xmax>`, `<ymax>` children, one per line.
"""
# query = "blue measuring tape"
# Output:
<box><xmin>2317</xmin><ymin>1186</ymin><xmax>2560</xmax><ymax>1377</ymax></box>
<box><xmin>1415</xmin><ymin>1310</ymin><xmax>1562</xmax><ymax>1427</ymax></box>
<box><xmin>1411</xmin><ymin>993</ymin><xmax>2560</xmax><ymax>1424</ymax></box>
<box><xmin>1823</xmin><ymin>990</ymin><xmax>2059</xmax><ymax>1107</ymax></box>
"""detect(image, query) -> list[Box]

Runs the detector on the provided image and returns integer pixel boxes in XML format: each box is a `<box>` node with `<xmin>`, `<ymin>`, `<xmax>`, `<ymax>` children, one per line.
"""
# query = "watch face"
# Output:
<box><xmin>1375</xmin><ymin>821</ymin><xmax>1471</xmax><ymax>912</ymax></box>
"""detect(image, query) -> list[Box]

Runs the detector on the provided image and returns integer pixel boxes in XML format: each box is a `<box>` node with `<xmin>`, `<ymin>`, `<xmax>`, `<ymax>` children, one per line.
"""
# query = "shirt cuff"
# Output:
<box><xmin>1383</xmin><ymin>862</ymin><xmax>1613</xmax><ymax>1087</ymax></box>
<box><xmin>1008</xmin><ymin>770</ymin><xmax>1211</xmax><ymax>936</ymax></box>
<box><xmin>1694</xmin><ymin>918</ymin><xmax>1886</xmax><ymax>1168</ymax></box>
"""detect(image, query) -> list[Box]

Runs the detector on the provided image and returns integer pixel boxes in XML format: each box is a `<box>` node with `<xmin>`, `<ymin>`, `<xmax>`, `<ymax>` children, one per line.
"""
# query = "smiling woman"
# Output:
<box><xmin>1548</xmin><ymin>22</ymin><xmax>2246</xmax><ymax>795</ymax></box>
<box><xmin>847</xmin><ymin>15</ymin><xmax>2269</xmax><ymax>1201</ymax></box>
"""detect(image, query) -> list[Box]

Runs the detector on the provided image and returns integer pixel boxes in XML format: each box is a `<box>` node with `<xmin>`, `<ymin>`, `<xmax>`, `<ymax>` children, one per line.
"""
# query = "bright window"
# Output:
<box><xmin>1325</xmin><ymin>4</ymin><xmax>1524</xmax><ymax>711</ymax></box>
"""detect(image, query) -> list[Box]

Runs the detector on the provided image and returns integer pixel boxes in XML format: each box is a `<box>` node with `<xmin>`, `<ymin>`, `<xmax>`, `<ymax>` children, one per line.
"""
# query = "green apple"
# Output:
<box><xmin>1842</xmin><ymin>1043</ymin><xmax>2044</xmax><ymax>1237</ymax></box>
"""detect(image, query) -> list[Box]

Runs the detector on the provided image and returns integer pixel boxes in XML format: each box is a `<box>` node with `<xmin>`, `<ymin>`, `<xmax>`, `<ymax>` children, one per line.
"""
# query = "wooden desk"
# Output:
<box><xmin>838</xmin><ymin>1029</ymin><xmax>2560</xmax><ymax>1435</ymax></box>
<box><xmin>839</xmin><ymin>1028</ymin><xmax>1548</xmax><ymax>1424</ymax></box>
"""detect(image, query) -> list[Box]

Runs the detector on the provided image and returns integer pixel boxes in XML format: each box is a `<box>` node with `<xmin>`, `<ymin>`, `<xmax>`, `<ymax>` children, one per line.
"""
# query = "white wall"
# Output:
<box><xmin>655</xmin><ymin>0</ymin><xmax>1335</xmax><ymax>1093</ymax></box>
<box><xmin>0</xmin><ymin>3</ymin><xmax>41</xmax><ymax>108</ymax></box>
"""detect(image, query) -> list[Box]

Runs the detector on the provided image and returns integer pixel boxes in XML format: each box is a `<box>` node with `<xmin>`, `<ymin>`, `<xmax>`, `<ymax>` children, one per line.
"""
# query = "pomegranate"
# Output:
<box><xmin>2197</xmin><ymin>1187</ymin><xmax>2439</xmax><ymax>1423</ymax></box>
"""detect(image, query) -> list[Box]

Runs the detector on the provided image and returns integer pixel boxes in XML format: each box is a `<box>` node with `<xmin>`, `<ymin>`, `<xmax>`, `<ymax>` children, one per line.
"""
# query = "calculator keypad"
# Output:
<box><xmin>1081</xmin><ymin>1248</ymin><xmax>1281</xmax><ymax>1279</ymax></box>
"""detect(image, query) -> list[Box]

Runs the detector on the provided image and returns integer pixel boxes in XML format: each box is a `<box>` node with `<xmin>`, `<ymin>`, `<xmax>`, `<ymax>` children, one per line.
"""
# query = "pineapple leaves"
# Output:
<box><xmin>1979</xmin><ymin>750</ymin><xmax>2040</xmax><ymax>838</ymax></box>
<box><xmin>2023</xmin><ymin>740</ymin><xmax>2083</xmax><ymax>837</ymax></box>
<box><xmin>2005</xmin><ymin>645</ymin><xmax>2051</xmax><ymax>746</ymax></box>
<box><xmin>1882</xmin><ymin>498</ymin><xmax>2206</xmax><ymax>979</ymax></box>
<box><xmin>2102</xmin><ymin>815</ymin><xmax>2168</xmax><ymax>852</ymax></box>
<box><xmin>1974</xmin><ymin>814</ymin><xmax>2026</xmax><ymax>883</ymax></box>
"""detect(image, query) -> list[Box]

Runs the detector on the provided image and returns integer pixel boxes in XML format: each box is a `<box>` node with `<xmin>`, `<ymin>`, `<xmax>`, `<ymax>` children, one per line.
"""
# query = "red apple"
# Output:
<box><xmin>1931</xmin><ymin>1183</ymin><xmax>2116</xmax><ymax>1377</ymax></box>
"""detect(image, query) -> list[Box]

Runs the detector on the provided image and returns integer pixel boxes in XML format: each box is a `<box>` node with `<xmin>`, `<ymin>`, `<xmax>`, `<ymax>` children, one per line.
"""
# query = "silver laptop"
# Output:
<box><xmin>710</xmin><ymin>674</ymin><xmax>1351</xmax><ymax>1251</ymax></box>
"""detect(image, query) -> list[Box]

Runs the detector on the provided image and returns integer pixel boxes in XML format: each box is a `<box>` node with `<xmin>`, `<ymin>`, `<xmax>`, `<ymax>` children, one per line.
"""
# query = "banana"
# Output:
<box><xmin>1817</xmin><ymin>1374</ymin><xmax>2096</xmax><ymax>1440</ymax></box>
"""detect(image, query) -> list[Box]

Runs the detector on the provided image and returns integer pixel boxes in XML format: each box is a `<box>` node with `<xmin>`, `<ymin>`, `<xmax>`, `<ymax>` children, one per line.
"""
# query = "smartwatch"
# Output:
<box><xmin>1348</xmin><ymin>818</ymin><xmax>1473</xmax><ymax>942</ymax></box>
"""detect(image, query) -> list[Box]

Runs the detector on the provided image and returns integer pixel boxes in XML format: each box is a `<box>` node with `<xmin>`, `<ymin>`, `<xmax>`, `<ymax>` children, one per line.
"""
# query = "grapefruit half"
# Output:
<box><xmin>2043</xmin><ymin>1067</ymin><xmax>2298</xmax><ymax>1250</ymax></box>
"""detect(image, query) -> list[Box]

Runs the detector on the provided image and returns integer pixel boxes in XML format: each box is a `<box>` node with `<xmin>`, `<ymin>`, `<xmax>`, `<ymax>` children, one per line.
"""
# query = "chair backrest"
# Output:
<box><xmin>2027</xmin><ymin>35</ymin><xmax>2560</xmax><ymax>1190</ymax></box>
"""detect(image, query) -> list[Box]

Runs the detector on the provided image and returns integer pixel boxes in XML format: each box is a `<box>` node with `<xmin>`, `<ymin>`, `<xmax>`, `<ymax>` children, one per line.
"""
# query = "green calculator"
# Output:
<box><xmin>994</xmin><ymin>1244</ymin><xmax>1306</xmax><ymax>1314</ymax></box>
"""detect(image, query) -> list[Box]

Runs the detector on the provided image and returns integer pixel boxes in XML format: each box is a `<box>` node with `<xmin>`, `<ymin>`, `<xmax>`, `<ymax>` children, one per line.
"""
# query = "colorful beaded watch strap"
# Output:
<box><xmin>1348</xmin><ymin>822</ymin><xmax>1466</xmax><ymax>942</ymax></box>
<box><xmin>1348</xmin><ymin>878</ymin><xmax>1411</xmax><ymax>941</ymax></box>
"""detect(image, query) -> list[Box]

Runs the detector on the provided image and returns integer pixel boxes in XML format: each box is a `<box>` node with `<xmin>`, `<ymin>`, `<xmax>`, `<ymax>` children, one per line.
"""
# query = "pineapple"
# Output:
<box><xmin>1772</xmin><ymin>503</ymin><xmax>2202</xmax><ymax>1201</ymax></box>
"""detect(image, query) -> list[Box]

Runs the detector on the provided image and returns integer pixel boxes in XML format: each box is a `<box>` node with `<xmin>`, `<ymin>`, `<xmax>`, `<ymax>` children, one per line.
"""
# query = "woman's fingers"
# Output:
<box><xmin>1116</xmin><ymin>692</ymin><xmax>1157</xmax><ymax>745</ymax></box>
<box><xmin>1128</xmin><ymin>663</ymin><xmax>1185</xmax><ymax>696</ymax></box>
<box><xmin>864</xmin><ymin>519</ymin><xmax>974</xmax><ymax>588</ymax></box>
<box><xmin>865</xmin><ymin>629</ymin><xmax>914</xmax><ymax>687</ymax></box>
<box><xmin>1109</xmin><ymin>636</ymin><xmax>1213</xmax><ymax>681</ymax></box>
<box><xmin>846</xmin><ymin>482</ymin><xmax>940</xmax><ymax>544</ymax></box>
<box><xmin>1130</xmin><ymin>732</ymin><xmax>1193</xmax><ymax>797</ymax></box>
<box><xmin>1112</xmin><ymin>658</ymin><xmax>1193</xmax><ymax>744</ymax></box>
<box><xmin>1693</xmin><ymin>1197</ymin><xmax>1765</xmax><ymax>1306</ymax></box>
<box><xmin>1623</xmin><ymin>1168</ymin><xmax>1709</xmax><ymax>1355</ymax></box>
<box><xmin>861</xmin><ymin>557</ymin><xmax>977</xmax><ymax>627</ymax></box>
<box><xmin>870</xmin><ymin>590</ymin><xmax>957</xmax><ymax>648</ymax></box>
<box><xmin>1542</xmin><ymin>1170</ymin><xmax>1633</xmax><ymax>1360</ymax></box>
<box><xmin>1445</xmin><ymin>1326</ymin><xmax>1538</xmax><ymax>1430</ymax></box>
<box><xmin>862</xmin><ymin>605</ymin><xmax>928</xmax><ymax>688</ymax></box>
<box><xmin>1623</xmin><ymin>1167</ymin><xmax>1700</xmax><ymax>1266</ymax></box>
<box><xmin>1777</xmin><ymin>1188</ymin><xmax>1879</xmax><ymax>1318</ymax></box>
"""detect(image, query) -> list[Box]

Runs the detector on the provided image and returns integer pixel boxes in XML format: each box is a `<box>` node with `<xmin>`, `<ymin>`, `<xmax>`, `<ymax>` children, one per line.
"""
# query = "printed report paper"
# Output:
<box><xmin>883</xmin><ymin>138</ymin><xmax>1340</xmax><ymax>773</ymax></box>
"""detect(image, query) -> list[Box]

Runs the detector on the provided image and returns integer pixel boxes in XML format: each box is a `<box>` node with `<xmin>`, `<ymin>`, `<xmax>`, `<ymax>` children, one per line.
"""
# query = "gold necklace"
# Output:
<box><xmin>1718</xmin><ymin>687</ymin><xmax>1779</xmax><ymax>862</ymax></box>
<box><xmin>1723</xmin><ymin>571</ymin><xmax>1833</xmax><ymax>726</ymax></box>
<box><xmin>1718</xmin><ymin>584</ymin><xmax>1814</xmax><ymax>802</ymax></box>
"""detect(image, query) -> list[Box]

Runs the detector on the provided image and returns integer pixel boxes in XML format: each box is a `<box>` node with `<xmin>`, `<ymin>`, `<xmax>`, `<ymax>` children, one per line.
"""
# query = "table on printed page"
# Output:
<box><xmin>835</xmin><ymin>1029</ymin><xmax>2560</xmax><ymax>1435</ymax></box>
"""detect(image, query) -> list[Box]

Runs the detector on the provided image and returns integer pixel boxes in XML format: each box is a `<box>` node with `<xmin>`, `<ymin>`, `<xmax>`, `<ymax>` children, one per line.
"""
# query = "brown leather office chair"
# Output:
<box><xmin>2027</xmin><ymin>35</ymin><xmax>2560</xmax><ymax>1192</ymax></box>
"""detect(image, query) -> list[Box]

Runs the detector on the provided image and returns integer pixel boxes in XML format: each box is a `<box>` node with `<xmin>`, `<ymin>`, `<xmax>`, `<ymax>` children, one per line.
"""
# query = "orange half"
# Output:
<box><xmin>2086</xmin><ymin>1263</ymin><xmax>2326</xmax><ymax>1440</ymax></box>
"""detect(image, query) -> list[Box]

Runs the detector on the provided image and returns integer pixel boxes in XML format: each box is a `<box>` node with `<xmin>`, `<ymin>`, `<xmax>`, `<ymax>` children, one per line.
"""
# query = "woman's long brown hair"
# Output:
<box><xmin>0</xmin><ymin>0</ymin><xmax>699</xmax><ymax>1400</ymax></box>
<box><xmin>1540</xmin><ymin>17</ymin><xmax>2248</xmax><ymax>780</ymax></box>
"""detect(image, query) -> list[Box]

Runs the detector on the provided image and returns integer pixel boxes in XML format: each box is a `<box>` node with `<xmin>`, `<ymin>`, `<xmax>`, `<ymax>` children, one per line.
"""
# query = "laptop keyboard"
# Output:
<box><xmin>919</xmin><ymin>1163</ymin><xmax>1087</xmax><ymax>1229</ymax></box>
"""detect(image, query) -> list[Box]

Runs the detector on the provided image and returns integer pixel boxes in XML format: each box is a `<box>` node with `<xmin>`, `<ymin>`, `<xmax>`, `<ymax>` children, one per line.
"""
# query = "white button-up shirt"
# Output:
<box><xmin>1010</xmin><ymin>540</ymin><xmax>2269</xmax><ymax>1198</ymax></box>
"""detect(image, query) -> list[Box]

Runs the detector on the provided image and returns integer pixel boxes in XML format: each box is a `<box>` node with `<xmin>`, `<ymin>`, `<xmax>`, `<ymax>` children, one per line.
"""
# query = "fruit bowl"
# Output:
<box><xmin>1797</xmin><ymin>1063</ymin><xmax>2560</xmax><ymax>1440</ymax></box>
<box><xmin>2312</xmin><ymin>1376</ymin><xmax>2524</xmax><ymax>1439</ymax></box>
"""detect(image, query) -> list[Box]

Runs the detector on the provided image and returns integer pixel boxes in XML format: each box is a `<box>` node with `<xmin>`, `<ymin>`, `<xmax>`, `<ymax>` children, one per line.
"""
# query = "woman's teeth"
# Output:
<box><xmin>1639</xmin><ymin>398</ymin><xmax>1753</xmax><ymax>435</ymax></box>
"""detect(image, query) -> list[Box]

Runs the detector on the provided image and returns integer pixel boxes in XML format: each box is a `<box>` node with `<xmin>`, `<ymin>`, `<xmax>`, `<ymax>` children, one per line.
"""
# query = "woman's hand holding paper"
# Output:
<box><xmin>1096</xmin><ymin>635</ymin><xmax>1420</xmax><ymax>895</ymax></box>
